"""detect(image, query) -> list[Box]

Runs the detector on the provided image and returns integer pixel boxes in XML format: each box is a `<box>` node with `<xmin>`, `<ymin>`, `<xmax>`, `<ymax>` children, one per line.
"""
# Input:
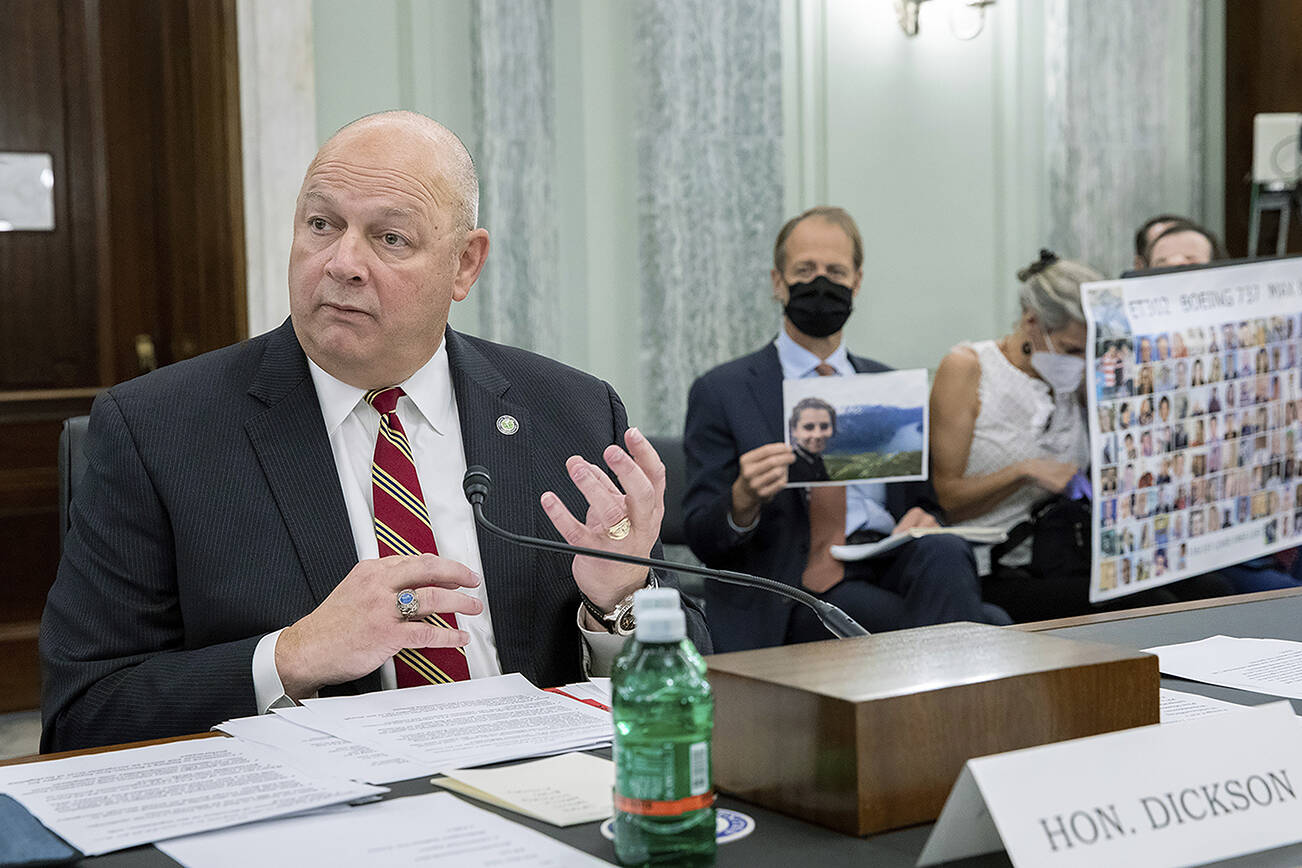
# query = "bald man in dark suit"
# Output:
<box><xmin>41</xmin><ymin>112</ymin><xmax>707</xmax><ymax>751</ymax></box>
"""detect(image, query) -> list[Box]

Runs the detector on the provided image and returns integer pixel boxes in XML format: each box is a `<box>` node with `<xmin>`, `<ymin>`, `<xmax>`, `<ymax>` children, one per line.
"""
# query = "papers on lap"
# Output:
<box><xmin>155</xmin><ymin>791</ymin><xmax>614</xmax><ymax>867</ymax></box>
<box><xmin>830</xmin><ymin>526</ymin><xmax>1007</xmax><ymax>561</ymax></box>
<box><xmin>0</xmin><ymin>738</ymin><xmax>384</xmax><ymax>856</ymax></box>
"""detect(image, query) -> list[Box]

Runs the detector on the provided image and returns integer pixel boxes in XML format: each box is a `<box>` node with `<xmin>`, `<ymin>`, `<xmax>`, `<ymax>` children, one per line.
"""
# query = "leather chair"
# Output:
<box><xmin>58</xmin><ymin>415</ymin><xmax>91</xmax><ymax>552</ymax></box>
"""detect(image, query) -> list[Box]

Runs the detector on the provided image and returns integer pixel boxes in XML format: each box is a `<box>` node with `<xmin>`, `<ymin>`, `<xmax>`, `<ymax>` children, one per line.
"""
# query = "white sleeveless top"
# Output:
<box><xmin>948</xmin><ymin>340</ymin><xmax>1090</xmax><ymax>568</ymax></box>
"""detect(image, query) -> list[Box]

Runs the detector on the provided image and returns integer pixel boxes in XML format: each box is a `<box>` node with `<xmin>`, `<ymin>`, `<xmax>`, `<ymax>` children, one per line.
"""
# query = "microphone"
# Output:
<box><xmin>462</xmin><ymin>465</ymin><xmax>868</xmax><ymax>639</ymax></box>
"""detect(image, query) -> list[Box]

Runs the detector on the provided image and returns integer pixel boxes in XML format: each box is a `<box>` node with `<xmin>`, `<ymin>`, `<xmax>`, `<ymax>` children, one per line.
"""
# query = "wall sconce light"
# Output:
<box><xmin>894</xmin><ymin>0</ymin><xmax>996</xmax><ymax>40</ymax></box>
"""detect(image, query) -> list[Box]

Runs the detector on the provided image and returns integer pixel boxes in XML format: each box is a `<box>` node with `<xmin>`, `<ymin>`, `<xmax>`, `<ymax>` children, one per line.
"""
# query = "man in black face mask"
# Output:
<box><xmin>682</xmin><ymin>206</ymin><xmax>1009</xmax><ymax>653</ymax></box>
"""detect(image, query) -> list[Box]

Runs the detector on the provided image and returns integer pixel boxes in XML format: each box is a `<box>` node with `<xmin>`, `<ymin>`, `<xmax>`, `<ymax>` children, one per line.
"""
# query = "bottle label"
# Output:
<box><xmin>615</xmin><ymin>740</ymin><xmax>713</xmax><ymax>816</ymax></box>
<box><xmin>614</xmin><ymin>791</ymin><xmax>715</xmax><ymax>816</ymax></box>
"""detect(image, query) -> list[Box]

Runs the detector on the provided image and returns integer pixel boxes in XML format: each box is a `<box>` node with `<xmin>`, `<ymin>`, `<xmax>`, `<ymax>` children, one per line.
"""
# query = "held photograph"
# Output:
<box><xmin>782</xmin><ymin>368</ymin><xmax>929</xmax><ymax>486</ymax></box>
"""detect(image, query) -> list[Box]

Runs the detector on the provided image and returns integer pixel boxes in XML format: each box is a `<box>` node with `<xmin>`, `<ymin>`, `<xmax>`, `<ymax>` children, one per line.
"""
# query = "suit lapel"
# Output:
<box><xmin>244</xmin><ymin>322</ymin><xmax>358</xmax><ymax>608</ymax></box>
<box><xmin>745</xmin><ymin>344</ymin><xmax>786</xmax><ymax>444</ymax></box>
<box><xmin>444</xmin><ymin>330</ymin><xmax>540</xmax><ymax>682</ymax></box>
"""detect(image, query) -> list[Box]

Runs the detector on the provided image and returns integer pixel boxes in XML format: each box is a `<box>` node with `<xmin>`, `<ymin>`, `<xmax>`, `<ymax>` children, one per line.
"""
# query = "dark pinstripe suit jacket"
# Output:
<box><xmin>40</xmin><ymin>320</ymin><xmax>708</xmax><ymax>752</ymax></box>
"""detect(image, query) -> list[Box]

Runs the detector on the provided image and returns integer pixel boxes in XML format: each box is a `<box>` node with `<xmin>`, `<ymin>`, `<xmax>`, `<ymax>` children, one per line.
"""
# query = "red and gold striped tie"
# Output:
<box><xmin>365</xmin><ymin>387</ymin><xmax>470</xmax><ymax>686</ymax></box>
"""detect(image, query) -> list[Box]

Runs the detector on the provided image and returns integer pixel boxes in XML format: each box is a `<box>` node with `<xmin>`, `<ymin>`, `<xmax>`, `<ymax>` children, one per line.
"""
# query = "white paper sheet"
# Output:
<box><xmin>436</xmin><ymin>752</ymin><xmax>614</xmax><ymax>826</ymax></box>
<box><xmin>0</xmin><ymin>738</ymin><xmax>385</xmax><ymax>856</ymax></box>
<box><xmin>1159</xmin><ymin>688</ymin><xmax>1249</xmax><ymax>723</ymax></box>
<box><xmin>829</xmin><ymin>526</ymin><xmax>1007</xmax><ymax>561</ymax></box>
<box><xmin>544</xmin><ymin>678</ymin><xmax>612</xmax><ymax>711</ymax></box>
<box><xmin>156</xmin><ymin>791</ymin><xmax>613</xmax><ymax>867</ymax></box>
<box><xmin>297</xmin><ymin>673</ymin><xmax>613</xmax><ymax>770</ymax></box>
<box><xmin>219</xmin><ymin>709</ymin><xmax>432</xmax><ymax>784</ymax></box>
<box><xmin>1146</xmin><ymin>635</ymin><xmax>1302</xmax><ymax>699</ymax></box>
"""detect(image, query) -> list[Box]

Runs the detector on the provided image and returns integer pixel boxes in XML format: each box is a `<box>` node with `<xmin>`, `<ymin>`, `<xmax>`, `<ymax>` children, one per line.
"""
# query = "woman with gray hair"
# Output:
<box><xmin>931</xmin><ymin>250</ymin><xmax>1093</xmax><ymax>523</ymax></box>
<box><xmin>931</xmin><ymin>250</ymin><xmax>1233</xmax><ymax>619</ymax></box>
<box><xmin>928</xmin><ymin>250</ymin><xmax>1097</xmax><ymax>620</ymax></box>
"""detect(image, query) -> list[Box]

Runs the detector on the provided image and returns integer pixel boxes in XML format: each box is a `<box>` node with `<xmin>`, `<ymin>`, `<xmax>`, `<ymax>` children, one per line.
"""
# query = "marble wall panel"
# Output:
<box><xmin>1045</xmin><ymin>0</ymin><xmax>1206</xmax><ymax>277</ymax></box>
<box><xmin>633</xmin><ymin>0</ymin><xmax>785</xmax><ymax>434</ymax></box>
<box><xmin>470</xmin><ymin>0</ymin><xmax>561</xmax><ymax>356</ymax></box>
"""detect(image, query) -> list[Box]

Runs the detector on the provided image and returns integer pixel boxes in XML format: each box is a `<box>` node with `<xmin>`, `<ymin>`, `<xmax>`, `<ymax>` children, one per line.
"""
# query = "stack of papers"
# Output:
<box><xmin>220</xmin><ymin>674</ymin><xmax>612</xmax><ymax>785</ymax></box>
<box><xmin>289</xmin><ymin>674</ymin><xmax>612</xmax><ymax>772</ymax></box>
<box><xmin>0</xmin><ymin>674</ymin><xmax>616</xmax><ymax>859</ymax></box>
<box><xmin>218</xmin><ymin>710</ymin><xmax>433</xmax><ymax>785</ymax></box>
<box><xmin>544</xmin><ymin>677</ymin><xmax>612</xmax><ymax>711</ymax></box>
<box><xmin>0</xmin><ymin>738</ymin><xmax>385</xmax><ymax>856</ymax></box>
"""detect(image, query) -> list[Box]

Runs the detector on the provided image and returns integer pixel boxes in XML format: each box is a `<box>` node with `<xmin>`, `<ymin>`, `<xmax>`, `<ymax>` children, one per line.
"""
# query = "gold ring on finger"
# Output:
<box><xmin>606</xmin><ymin>516</ymin><xmax>632</xmax><ymax>540</ymax></box>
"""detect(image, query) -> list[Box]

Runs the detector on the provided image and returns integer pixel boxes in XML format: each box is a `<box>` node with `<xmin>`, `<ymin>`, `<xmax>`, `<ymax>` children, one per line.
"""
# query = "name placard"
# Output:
<box><xmin>919</xmin><ymin>702</ymin><xmax>1302</xmax><ymax>868</ymax></box>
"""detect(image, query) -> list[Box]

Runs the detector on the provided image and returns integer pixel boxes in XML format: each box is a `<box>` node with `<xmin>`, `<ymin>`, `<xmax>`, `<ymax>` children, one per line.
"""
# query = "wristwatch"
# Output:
<box><xmin>580</xmin><ymin>573</ymin><xmax>660</xmax><ymax>636</ymax></box>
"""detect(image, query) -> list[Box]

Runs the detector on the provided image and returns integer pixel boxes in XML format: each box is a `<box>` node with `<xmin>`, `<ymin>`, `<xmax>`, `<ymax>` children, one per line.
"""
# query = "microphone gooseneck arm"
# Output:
<box><xmin>462</xmin><ymin>466</ymin><xmax>868</xmax><ymax>639</ymax></box>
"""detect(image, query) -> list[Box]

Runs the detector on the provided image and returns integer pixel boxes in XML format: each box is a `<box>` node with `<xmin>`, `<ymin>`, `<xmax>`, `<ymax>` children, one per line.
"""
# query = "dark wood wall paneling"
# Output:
<box><xmin>0</xmin><ymin>3</ymin><xmax>102</xmax><ymax>714</ymax></box>
<box><xmin>1224</xmin><ymin>1</ymin><xmax>1302</xmax><ymax>258</ymax></box>
<box><xmin>98</xmin><ymin>0</ymin><xmax>247</xmax><ymax>378</ymax></box>
<box><xmin>0</xmin><ymin>0</ymin><xmax>246</xmax><ymax>716</ymax></box>
<box><xmin>1</xmin><ymin>3</ymin><xmax>100</xmax><ymax>390</ymax></box>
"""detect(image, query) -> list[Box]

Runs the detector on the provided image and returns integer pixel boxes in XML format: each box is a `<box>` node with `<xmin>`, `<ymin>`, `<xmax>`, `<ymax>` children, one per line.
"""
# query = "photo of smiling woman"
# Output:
<box><xmin>786</xmin><ymin>396</ymin><xmax>835</xmax><ymax>483</ymax></box>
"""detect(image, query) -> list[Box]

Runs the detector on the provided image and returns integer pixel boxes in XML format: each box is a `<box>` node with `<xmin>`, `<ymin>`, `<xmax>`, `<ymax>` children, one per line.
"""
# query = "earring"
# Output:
<box><xmin>1021</xmin><ymin>341</ymin><xmax>1032</xmax><ymax>356</ymax></box>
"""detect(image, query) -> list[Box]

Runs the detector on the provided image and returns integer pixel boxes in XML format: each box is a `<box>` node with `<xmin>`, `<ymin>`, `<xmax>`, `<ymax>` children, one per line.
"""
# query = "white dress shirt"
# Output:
<box><xmin>252</xmin><ymin>340</ymin><xmax>623</xmax><ymax>712</ymax></box>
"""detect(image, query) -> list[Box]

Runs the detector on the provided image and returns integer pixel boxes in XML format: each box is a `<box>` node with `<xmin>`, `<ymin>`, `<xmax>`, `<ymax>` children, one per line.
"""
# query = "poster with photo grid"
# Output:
<box><xmin>1083</xmin><ymin>258</ymin><xmax>1302</xmax><ymax>602</ymax></box>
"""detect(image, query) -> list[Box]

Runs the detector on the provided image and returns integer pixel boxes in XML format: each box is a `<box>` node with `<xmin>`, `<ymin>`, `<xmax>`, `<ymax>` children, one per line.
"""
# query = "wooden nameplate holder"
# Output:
<box><xmin>706</xmin><ymin>622</ymin><xmax>1158</xmax><ymax>836</ymax></box>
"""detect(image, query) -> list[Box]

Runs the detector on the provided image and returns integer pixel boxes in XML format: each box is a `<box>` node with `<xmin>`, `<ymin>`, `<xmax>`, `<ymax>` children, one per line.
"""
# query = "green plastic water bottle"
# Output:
<box><xmin>612</xmin><ymin>592</ymin><xmax>715</xmax><ymax>867</ymax></box>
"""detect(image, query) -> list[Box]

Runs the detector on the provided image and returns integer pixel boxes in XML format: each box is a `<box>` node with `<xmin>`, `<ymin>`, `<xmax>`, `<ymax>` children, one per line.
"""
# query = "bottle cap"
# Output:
<box><xmin>633</xmin><ymin>586</ymin><xmax>681</xmax><ymax>617</ymax></box>
<box><xmin>635</xmin><ymin>607</ymin><xmax>686</xmax><ymax>643</ymax></box>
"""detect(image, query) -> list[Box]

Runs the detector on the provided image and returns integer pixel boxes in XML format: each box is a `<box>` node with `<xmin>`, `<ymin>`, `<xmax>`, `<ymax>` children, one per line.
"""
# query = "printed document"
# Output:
<box><xmin>294</xmin><ymin>673</ymin><xmax>612</xmax><ymax>770</ymax></box>
<box><xmin>156</xmin><ymin>791</ymin><xmax>613</xmax><ymax>867</ymax></box>
<box><xmin>219</xmin><ymin>708</ymin><xmax>432</xmax><ymax>784</ymax></box>
<box><xmin>0</xmin><ymin>737</ymin><xmax>384</xmax><ymax>855</ymax></box>
<box><xmin>1158</xmin><ymin>687</ymin><xmax>1248</xmax><ymax>723</ymax></box>
<box><xmin>1146</xmin><ymin>635</ymin><xmax>1302</xmax><ymax>700</ymax></box>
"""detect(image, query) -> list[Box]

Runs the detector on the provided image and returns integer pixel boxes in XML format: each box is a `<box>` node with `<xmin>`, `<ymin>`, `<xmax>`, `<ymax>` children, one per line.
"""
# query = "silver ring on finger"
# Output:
<box><xmin>396</xmin><ymin>589</ymin><xmax>420</xmax><ymax>620</ymax></box>
<box><xmin>606</xmin><ymin>516</ymin><xmax>632</xmax><ymax>540</ymax></box>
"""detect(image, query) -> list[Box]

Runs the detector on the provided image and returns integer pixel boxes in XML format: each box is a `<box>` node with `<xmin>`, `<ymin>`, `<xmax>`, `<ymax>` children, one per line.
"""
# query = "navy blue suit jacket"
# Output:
<box><xmin>683</xmin><ymin>343</ymin><xmax>936</xmax><ymax>652</ymax></box>
<box><xmin>41</xmin><ymin>321</ymin><xmax>709</xmax><ymax>751</ymax></box>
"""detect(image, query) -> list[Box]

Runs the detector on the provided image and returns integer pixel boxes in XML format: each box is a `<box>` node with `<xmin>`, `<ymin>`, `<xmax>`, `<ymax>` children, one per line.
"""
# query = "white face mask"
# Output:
<box><xmin>1031</xmin><ymin>329</ymin><xmax>1085</xmax><ymax>395</ymax></box>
